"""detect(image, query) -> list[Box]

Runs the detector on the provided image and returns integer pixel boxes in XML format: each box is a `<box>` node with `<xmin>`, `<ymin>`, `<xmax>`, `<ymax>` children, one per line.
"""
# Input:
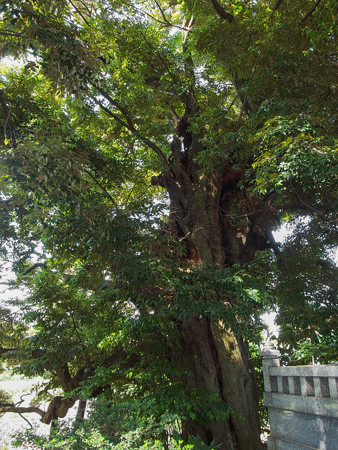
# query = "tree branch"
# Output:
<box><xmin>67</xmin><ymin>0</ymin><xmax>90</xmax><ymax>26</ymax></box>
<box><xmin>169</xmin><ymin>106</ymin><xmax>180</xmax><ymax>124</ymax></box>
<box><xmin>210</xmin><ymin>0</ymin><xmax>234</xmax><ymax>23</ymax></box>
<box><xmin>301</xmin><ymin>0</ymin><xmax>323</xmax><ymax>24</ymax></box>
<box><xmin>273</xmin><ymin>0</ymin><xmax>285</xmax><ymax>11</ymax></box>
<box><xmin>76</xmin><ymin>0</ymin><xmax>94</xmax><ymax>17</ymax></box>
<box><xmin>154</xmin><ymin>0</ymin><xmax>173</xmax><ymax>27</ymax></box>
<box><xmin>0</xmin><ymin>90</ymin><xmax>17</xmax><ymax>148</ymax></box>
<box><xmin>1</xmin><ymin>346</ymin><xmax>142</xmax><ymax>425</ymax></box>
<box><xmin>225</xmin><ymin>92</ymin><xmax>241</xmax><ymax>113</ymax></box>
<box><xmin>0</xmin><ymin>31</ymin><xmax>23</xmax><ymax>37</ymax></box>
<box><xmin>233</xmin><ymin>76</ymin><xmax>252</xmax><ymax>116</ymax></box>
<box><xmin>94</xmin><ymin>98</ymin><xmax>130</xmax><ymax>129</ymax></box>
<box><xmin>83</xmin><ymin>168</ymin><xmax>117</xmax><ymax>207</ymax></box>
<box><xmin>279</xmin><ymin>203</ymin><xmax>320</xmax><ymax>213</ymax></box>
<box><xmin>132</xmin><ymin>6</ymin><xmax>191</xmax><ymax>31</ymax></box>
<box><xmin>23</xmin><ymin>262</ymin><xmax>47</xmax><ymax>275</ymax></box>
<box><xmin>134</xmin><ymin>23</ymin><xmax>178</xmax><ymax>87</ymax></box>
<box><xmin>0</xmin><ymin>347</ymin><xmax>18</xmax><ymax>356</ymax></box>
<box><xmin>0</xmin><ymin>405</ymin><xmax>45</xmax><ymax>417</ymax></box>
<box><xmin>292</xmin><ymin>190</ymin><xmax>321</xmax><ymax>213</ymax></box>
<box><xmin>93</xmin><ymin>84</ymin><xmax>136</xmax><ymax>131</ymax></box>
<box><xmin>94</xmin><ymin>98</ymin><xmax>169</xmax><ymax>168</ymax></box>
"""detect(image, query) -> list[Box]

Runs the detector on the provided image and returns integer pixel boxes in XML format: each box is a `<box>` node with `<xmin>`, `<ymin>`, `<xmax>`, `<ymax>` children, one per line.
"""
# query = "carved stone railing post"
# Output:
<box><xmin>260</xmin><ymin>341</ymin><xmax>338</xmax><ymax>449</ymax></box>
<box><xmin>260</xmin><ymin>341</ymin><xmax>280</xmax><ymax>393</ymax></box>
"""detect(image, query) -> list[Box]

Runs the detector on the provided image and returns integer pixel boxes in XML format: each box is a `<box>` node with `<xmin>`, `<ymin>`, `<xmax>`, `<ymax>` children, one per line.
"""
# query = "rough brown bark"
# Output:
<box><xmin>173</xmin><ymin>318</ymin><xmax>262</xmax><ymax>449</ymax></box>
<box><xmin>157</xmin><ymin>114</ymin><xmax>271</xmax><ymax>447</ymax></box>
<box><xmin>211</xmin><ymin>322</ymin><xmax>262</xmax><ymax>449</ymax></box>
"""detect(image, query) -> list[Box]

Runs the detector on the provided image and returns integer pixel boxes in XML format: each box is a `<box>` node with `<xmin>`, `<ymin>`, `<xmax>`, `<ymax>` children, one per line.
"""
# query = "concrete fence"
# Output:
<box><xmin>260</xmin><ymin>342</ymin><xmax>338</xmax><ymax>450</ymax></box>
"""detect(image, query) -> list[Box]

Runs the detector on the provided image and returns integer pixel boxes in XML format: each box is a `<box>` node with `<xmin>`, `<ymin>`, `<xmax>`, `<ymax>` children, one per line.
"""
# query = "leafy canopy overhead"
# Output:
<box><xmin>0</xmin><ymin>0</ymin><xmax>337</xmax><ymax>445</ymax></box>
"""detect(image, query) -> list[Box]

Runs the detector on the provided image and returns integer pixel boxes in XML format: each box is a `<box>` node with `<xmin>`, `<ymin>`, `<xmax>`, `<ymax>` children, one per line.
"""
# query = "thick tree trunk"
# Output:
<box><xmin>154</xmin><ymin>123</ymin><xmax>275</xmax><ymax>448</ymax></box>
<box><xmin>162</xmin><ymin>169</ymin><xmax>267</xmax><ymax>448</ymax></box>
<box><xmin>211</xmin><ymin>321</ymin><xmax>262</xmax><ymax>449</ymax></box>
<box><xmin>174</xmin><ymin>317</ymin><xmax>262</xmax><ymax>450</ymax></box>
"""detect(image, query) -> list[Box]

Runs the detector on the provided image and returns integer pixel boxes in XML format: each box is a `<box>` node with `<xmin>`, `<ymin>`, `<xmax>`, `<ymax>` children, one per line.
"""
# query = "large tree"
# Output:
<box><xmin>0</xmin><ymin>1</ymin><xmax>336</xmax><ymax>448</ymax></box>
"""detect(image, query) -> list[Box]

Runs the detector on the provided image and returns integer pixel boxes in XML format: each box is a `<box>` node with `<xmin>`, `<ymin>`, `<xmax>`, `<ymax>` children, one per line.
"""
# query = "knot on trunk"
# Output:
<box><xmin>41</xmin><ymin>396</ymin><xmax>76</xmax><ymax>424</ymax></box>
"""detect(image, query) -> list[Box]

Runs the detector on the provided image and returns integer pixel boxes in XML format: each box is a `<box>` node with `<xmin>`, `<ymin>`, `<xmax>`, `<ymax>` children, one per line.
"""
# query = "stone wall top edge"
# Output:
<box><xmin>269</xmin><ymin>365</ymin><xmax>338</xmax><ymax>377</ymax></box>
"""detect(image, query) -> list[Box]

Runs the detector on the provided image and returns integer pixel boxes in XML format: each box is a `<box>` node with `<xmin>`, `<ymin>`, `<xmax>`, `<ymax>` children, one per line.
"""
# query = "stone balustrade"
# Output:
<box><xmin>260</xmin><ymin>342</ymin><xmax>338</xmax><ymax>450</ymax></box>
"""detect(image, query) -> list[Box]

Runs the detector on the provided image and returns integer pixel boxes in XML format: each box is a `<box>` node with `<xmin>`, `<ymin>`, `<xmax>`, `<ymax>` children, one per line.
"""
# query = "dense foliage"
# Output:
<box><xmin>0</xmin><ymin>1</ymin><xmax>336</xmax><ymax>448</ymax></box>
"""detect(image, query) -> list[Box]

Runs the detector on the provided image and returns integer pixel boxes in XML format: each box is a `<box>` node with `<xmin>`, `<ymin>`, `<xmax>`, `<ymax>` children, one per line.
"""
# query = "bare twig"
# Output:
<box><xmin>76</xmin><ymin>0</ymin><xmax>94</xmax><ymax>17</ymax></box>
<box><xmin>18</xmin><ymin>412</ymin><xmax>33</xmax><ymax>428</ymax></box>
<box><xmin>133</xmin><ymin>7</ymin><xmax>172</xmax><ymax>27</ymax></box>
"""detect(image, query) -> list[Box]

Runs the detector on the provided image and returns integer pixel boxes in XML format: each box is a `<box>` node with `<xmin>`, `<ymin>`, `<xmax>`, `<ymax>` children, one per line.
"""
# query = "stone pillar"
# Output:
<box><xmin>260</xmin><ymin>341</ymin><xmax>281</xmax><ymax>393</ymax></box>
<box><xmin>261</xmin><ymin>342</ymin><xmax>281</xmax><ymax>450</ymax></box>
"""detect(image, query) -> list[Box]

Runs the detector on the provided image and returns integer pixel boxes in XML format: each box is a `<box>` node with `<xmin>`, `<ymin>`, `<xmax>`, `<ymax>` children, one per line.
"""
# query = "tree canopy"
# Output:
<box><xmin>0</xmin><ymin>1</ymin><xmax>337</xmax><ymax>448</ymax></box>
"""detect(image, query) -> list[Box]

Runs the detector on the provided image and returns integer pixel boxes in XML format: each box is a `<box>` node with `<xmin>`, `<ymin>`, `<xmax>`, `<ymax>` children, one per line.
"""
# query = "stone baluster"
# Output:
<box><xmin>328</xmin><ymin>377</ymin><xmax>337</xmax><ymax>398</ymax></box>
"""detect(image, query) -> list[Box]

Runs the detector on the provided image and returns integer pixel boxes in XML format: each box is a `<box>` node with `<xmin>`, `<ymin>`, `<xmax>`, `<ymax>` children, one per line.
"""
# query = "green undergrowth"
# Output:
<box><xmin>12</xmin><ymin>397</ymin><xmax>221</xmax><ymax>450</ymax></box>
